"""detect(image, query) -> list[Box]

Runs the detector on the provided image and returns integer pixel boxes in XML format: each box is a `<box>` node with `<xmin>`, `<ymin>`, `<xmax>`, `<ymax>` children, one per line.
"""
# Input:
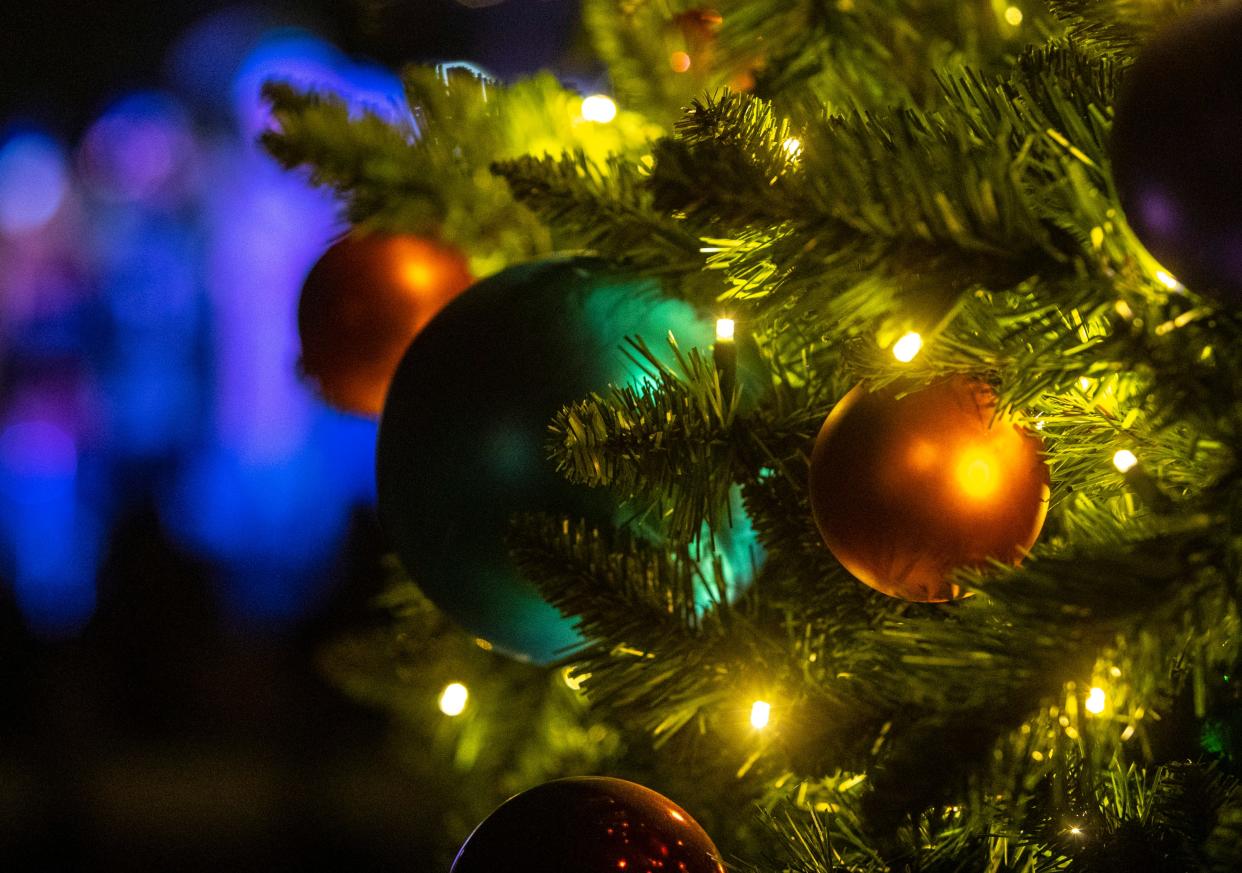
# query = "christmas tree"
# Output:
<box><xmin>264</xmin><ymin>1</ymin><xmax>1242</xmax><ymax>869</ymax></box>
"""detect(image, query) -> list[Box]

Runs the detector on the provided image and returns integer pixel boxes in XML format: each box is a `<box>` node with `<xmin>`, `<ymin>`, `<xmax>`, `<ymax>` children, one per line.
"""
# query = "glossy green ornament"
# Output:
<box><xmin>376</xmin><ymin>257</ymin><xmax>763</xmax><ymax>663</ymax></box>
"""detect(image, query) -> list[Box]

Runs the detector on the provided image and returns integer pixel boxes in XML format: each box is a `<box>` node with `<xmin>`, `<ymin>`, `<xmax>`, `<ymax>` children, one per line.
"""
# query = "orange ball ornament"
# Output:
<box><xmin>297</xmin><ymin>233</ymin><xmax>472</xmax><ymax>417</ymax></box>
<box><xmin>809</xmin><ymin>376</ymin><xmax>1050</xmax><ymax>601</ymax></box>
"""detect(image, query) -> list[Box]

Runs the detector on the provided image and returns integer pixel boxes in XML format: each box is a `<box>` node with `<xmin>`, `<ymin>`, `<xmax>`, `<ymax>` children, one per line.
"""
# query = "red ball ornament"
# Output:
<box><xmin>297</xmin><ymin>232</ymin><xmax>472</xmax><ymax>416</ymax></box>
<box><xmin>809</xmin><ymin>376</ymin><xmax>1049</xmax><ymax>602</ymax></box>
<box><xmin>451</xmin><ymin>777</ymin><xmax>724</xmax><ymax>873</ymax></box>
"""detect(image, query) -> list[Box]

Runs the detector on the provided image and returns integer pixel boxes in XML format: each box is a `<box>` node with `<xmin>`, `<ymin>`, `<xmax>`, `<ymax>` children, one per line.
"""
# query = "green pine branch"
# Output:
<box><xmin>1047</xmin><ymin>0</ymin><xmax>1203</xmax><ymax>54</ymax></box>
<box><xmin>548</xmin><ymin>337</ymin><xmax>774</xmax><ymax>541</ymax></box>
<box><xmin>491</xmin><ymin>151</ymin><xmax>703</xmax><ymax>270</ymax></box>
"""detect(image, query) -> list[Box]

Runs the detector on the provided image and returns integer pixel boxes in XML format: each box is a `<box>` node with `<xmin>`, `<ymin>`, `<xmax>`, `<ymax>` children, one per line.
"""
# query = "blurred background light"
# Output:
<box><xmin>0</xmin><ymin>417</ymin><xmax>100</xmax><ymax>635</ymax></box>
<box><xmin>78</xmin><ymin>91</ymin><xmax>198</xmax><ymax>204</ymax></box>
<box><xmin>0</xmin><ymin>21</ymin><xmax>404</xmax><ymax>635</ymax></box>
<box><xmin>0</xmin><ymin>130</ymin><xmax>70</xmax><ymax>235</ymax></box>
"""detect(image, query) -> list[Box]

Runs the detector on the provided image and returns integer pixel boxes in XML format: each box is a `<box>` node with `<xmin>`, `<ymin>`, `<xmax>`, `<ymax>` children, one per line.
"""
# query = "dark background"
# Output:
<box><xmin>0</xmin><ymin>1</ymin><xmax>581</xmax><ymax>868</ymax></box>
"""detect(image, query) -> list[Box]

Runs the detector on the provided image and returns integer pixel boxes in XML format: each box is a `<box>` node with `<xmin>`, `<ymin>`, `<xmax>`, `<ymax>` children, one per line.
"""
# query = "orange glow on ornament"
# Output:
<box><xmin>809</xmin><ymin>376</ymin><xmax>1050</xmax><ymax>601</ymax></box>
<box><xmin>297</xmin><ymin>233</ymin><xmax>472</xmax><ymax>417</ymax></box>
<box><xmin>954</xmin><ymin>449</ymin><xmax>1001</xmax><ymax>500</ymax></box>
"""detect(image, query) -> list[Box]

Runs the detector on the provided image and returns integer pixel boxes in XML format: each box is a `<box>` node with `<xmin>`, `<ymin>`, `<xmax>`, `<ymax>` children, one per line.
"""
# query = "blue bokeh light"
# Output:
<box><xmin>1</xmin><ymin>23</ymin><xmax>402</xmax><ymax>635</ymax></box>
<box><xmin>0</xmin><ymin>130</ymin><xmax>70</xmax><ymax>235</ymax></box>
<box><xmin>0</xmin><ymin>419</ymin><xmax>100</xmax><ymax>635</ymax></box>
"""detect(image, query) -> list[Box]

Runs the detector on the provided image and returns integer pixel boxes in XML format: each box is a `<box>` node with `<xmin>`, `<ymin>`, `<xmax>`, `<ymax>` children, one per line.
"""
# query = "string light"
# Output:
<box><xmin>1112</xmin><ymin>449</ymin><xmax>1138</xmax><ymax>473</ymax></box>
<box><xmin>670</xmin><ymin>51</ymin><xmax>692</xmax><ymax>73</ymax></box>
<box><xmin>438</xmin><ymin>682</ymin><xmax>469</xmax><ymax>716</ymax></box>
<box><xmin>561</xmin><ymin>666</ymin><xmax>589</xmax><ymax>692</ymax></box>
<box><xmin>750</xmin><ymin>700</ymin><xmax>771</xmax><ymax>729</ymax></box>
<box><xmin>1069</xmin><ymin>825</ymin><xmax>1084</xmax><ymax>836</ymax></box>
<box><xmin>781</xmin><ymin>137</ymin><xmax>803</xmax><ymax>159</ymax></box>
<box><xmin>891</xmin><ymin>331</ymin><xmax>923</xmax><ymax>363</ymax></box>
<box><xmin>1085</xmin><ymin>686</ymin><xmax>1106</xmax><ymax>714</ymax></box>
<box><xmin>580</xmin><ymin>94</ymin><xmax>618</xmax><ymax>123</ymax></box>
<box><xmin>716</xmin><ymin>317</ymin><xmax>735</xmax><ymax>341</ymax></box>
<box><xmin>1155</xmin><ymin>269</ymin><xmax>1182</xmax><ymax>290</ymax></box>
<box><xmin>1004</xmin><ymin>6</ymin><xmax>1024</xmax><ymax>26</ymax></box>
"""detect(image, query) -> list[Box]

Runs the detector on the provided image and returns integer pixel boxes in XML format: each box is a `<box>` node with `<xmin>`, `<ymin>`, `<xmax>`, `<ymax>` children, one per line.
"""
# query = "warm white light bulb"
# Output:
<box><xmin>1112</xmin><ymin>449</ymin><xmax>1138</xmax><ymax>473</ymax></box>
<box><xmin>561</xmin><ymin>666</ymin><xmax>588</xmax><ymax>692</ymax></box>
<box><xmin>892</xmin><ymin>331</ymin><xmax>923</xmax><ymax>363</ymax></box>
<box><xmin>581</xmin><ymin>94</ymin><xmax>618</xmax><ymax>123</ymax></box>
<box><xmin>1155</xmin><ymin>270</ymin><xmax>1182</xmax><ymax>290</ymax></box>
<box><xmin>782</xmin><ymin>137</ymin><xmax>803</xmax><ymax>158</ymax></box>
<box><xmin>438</xmin><ymin>682</ymin><xmax>469</xmax><ymax>716</ymax></box>
<box><xmin>1085</xmin><ymin>686</ymin><xmax>1106</xmax><ymax>714</ymax></box>
<box><xmin>1004</xmin><ymin>6</ymin><xmax>1024</xmax><ymax>26</ymax></box>
<box><xmin>750</xmin><ymin>700</ymin><xmax>771</xmax><ymax>729</ymax></box>
<box><xmin>716</xmin><ymin>318</ymin><xmax>736</xmax><ymax>341</ymax></box>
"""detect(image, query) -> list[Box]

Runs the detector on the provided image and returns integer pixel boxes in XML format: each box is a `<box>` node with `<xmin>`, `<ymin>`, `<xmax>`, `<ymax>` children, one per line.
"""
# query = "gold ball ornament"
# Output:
<box><xmin>297</xmin><ymin>232</ymin><xmax>473</xmax><ymax>417</ymax></box>
<box><xmin>809</xmin><ymin>376</ymin><xmax>1050</xmax><ymax>601</ymax></box>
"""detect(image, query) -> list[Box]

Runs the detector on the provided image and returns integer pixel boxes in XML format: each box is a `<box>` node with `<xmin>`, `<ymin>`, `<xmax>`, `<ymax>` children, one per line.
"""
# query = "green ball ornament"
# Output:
<box><xmin>376</xmin><ymin>257</ymin><xmax>764</xmax><ymax>663</ymax></box>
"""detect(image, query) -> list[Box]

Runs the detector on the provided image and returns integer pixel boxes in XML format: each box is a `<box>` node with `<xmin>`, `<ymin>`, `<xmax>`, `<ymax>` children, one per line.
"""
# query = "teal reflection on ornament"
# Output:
<box><xmin>689</xmin><ymin>484</ymin><xmax>765</xmax><ymax>606</ymax></box>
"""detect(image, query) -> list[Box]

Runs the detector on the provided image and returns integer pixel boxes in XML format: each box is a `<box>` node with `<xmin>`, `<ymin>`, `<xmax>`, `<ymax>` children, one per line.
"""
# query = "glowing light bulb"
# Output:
<box><xmin>1004</xmin><ymin>6</ymin><xmax>1023</xmax><ymax>26</ymax></box>
<box><xmin>782</xmin><ymin>137</ymin><xmax>803</xmax><ymax>158</ymax></box>
<box><xmin>1155</xmin><ymin>270</ymin><xmax>1182</xmax><ymax>290</ymax></box>
<box><xmin>438</xmin><ymin>682</ymin><xmax>469</xmax><ymax>716</ymax></box>
<box><xmin>581</xmin><ymin>94</ymin><xmax>617</xmax><ymax>123</ymax></box>
<box><xmin>561</xmin><ymin>666</ymin><xmax>589</xmax><ymax>692</ymax></box>
<box><xmin>1069</xmin><ymin>826</ymin><xmax>1083</xmax><ymax>836</ymax></box>
<box><xmin>750</xmin><ymin>700</ymin><xmax>771</xmax><ymax>729</ymax></box>
<box><xmin>1085</xmin><ymin>686</ymin><xmax>1106</xmax><ymax>714</ymax></box>
<box><xmin>892</xmin><ymin>331</ymin><xmax>923</xmax><ymax>363</ymax></box>
<box><xmin>670</xmin><ymin>51</ymin><xmax>692</xmax><ymax>73</ymax></box>
<box><xmin>716</xmin><ymin>317</ymin><xmax>735</xmax><ymax>341</ymax></box>
<box><xmin>1112</xmin><ymin>449</ymin><xmax>1138</xmax><ymax>473</ymax></box>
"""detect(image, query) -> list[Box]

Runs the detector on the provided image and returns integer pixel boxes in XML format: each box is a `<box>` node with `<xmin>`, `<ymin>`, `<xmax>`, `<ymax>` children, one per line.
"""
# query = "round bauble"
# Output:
<box><xmin>809</xmin><ymin>376</ymin><xmax>1049</xmax><ymax>602</ymax></box>
<box><xmin>1111</xmin><ymin>3</ymin><xmax>1242</xmax><ymax>299</ymax></box>
<box><xmin>297</xmin><ymin>232</ymin><xmax>472</xmax><ymax>416</ymax></box>
<box><xmin>376</xmin><ymin>257</ymin><xmax>763</xmax><ymax>663</ymax></box>
<box><xmin>451</xmin><ymin>777</ymin><xmax>725</xmax><ymax>873</ymax></box>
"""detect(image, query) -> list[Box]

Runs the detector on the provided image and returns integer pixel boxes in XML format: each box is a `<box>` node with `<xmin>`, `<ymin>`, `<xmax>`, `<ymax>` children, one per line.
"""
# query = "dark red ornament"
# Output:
<box><xmin>450</xmin><ymin>777</ymin><xmax>724</xmax><ymax>873</ymax></box>
<box><xmin>809</xmin><ymin>376</ymin><xmax>1049</xmax><ymax>602</ymax></box>
<box><xmin>1112</xmin><ymin>3</ymin><xmax>1242</xmax><ymax>299</ymax></box>
<box><xmin>297</xmin><ymin>232</ymin><xmax>472</xmax><ymax>416</ymax></box>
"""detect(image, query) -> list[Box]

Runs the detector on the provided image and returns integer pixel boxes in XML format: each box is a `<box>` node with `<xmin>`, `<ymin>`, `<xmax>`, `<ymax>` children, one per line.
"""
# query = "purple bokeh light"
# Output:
<box><xmin>79</xmin><ymin>92</ymin><xmax>199</xmax><ymax>205</ymax></box>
